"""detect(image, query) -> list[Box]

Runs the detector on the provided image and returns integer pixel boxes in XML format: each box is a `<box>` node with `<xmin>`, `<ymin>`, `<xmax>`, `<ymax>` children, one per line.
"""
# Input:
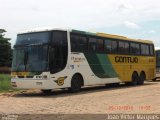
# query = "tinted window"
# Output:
<box><xmin>12</xmin><ymin>46</ymin><xmax>48</xmax><ymax>72</ymax></box>
<box><xmin>88</xmin><ymin>37</ymin><xmax>104</xmax><ymax>52</ymax></box>
<box><xmin>118</xmin><ymin>41</ymin><xmax>129</xmax><ymax>54</ymax></box>
<box><xmin>146</xmin><ymin>45</ymin><xmax>149</xmax><ymax>55</ymax></box>
<box><xmin>88</xmin><ymin>37</ymin><xmax>97</xmax><ymax>51</ymax></box>
<box><xmin>49</xmin><ymin>31</ymin><xmax>68</xmax><ymax>74</ymax></box>
<box><xmin>130</xmin><ymin>43</ymin><xmax>140</xmax><ymax>55</ymax></box>
<box><xmin>52</xmin><ymin>31</ymin><xmax>67</xmax><ymax>45</ymax></box>
<box><xmin>141</xmin><ymin>44</ymin><xmax>145</xmax><ymax>55</ymax></box>
<box><xmin>16</xmin><ymin>32</ymin><xmax>50</xmax><ymax>45</ymax></box>
<box><xmin>96</xmin><ymin>39</ymin><xmax>104</xmax><ymax>52</ymax></box>
<box><xmin>150</xmin><ymin>45</ymin><xmax>154</xmax><ymax>55</ymax></box>
<box><xmin>70</xmin><ymin>34</ymin><xmax>87</xmax><ymax>52</ymax></box>
<box><xmin>105</xmin><ymin>40</ymin><xmax>111</xmax><ymax>52</ymax></box>
<box><xmin>104</xmin><ymin>39</ymin><xmax>117</xmax><ymax>53</ymax></box>
<box><xmin>112</xmin><ymin>41</ymin><xmax>117</xmax><ymax>52</ymax></box>
<box><xmin>141</xmin><ymin>44</ymin><xmax>149</xmax><ymax>55</ymax></box>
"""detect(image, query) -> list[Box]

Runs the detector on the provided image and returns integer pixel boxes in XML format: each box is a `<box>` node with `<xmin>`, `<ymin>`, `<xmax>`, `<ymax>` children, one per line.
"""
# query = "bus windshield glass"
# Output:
<box><xmin>12</xmin><ymin>45</ymin><xmax>48</xmax><ymax>72</ymax></box>
<box><xmin>15</xmin><ymin>32</ymin><xmax>50</xmax><ymax>45</ymax></box>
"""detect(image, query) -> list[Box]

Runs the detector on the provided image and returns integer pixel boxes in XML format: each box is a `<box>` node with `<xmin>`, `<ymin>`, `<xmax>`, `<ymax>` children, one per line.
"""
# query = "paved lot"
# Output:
<box><xmin>0</xmin><ymin>81</ymin><xmax>160</xmax><ymax>114</ymax></box>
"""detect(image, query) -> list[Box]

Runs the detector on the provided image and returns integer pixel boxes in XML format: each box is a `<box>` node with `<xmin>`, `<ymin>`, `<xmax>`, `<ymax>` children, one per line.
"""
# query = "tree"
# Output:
<box><xmin>0</xmin><ymin>29</ymin><xmax>11</xmax><ymax>67</ymax></box>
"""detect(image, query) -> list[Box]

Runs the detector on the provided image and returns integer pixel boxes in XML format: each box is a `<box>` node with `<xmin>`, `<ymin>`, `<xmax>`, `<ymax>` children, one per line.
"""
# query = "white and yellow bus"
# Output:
<box><xmin>11</xmin><ymin>28</ymin><xmax>156</xmax><ymax>93</ymax></box>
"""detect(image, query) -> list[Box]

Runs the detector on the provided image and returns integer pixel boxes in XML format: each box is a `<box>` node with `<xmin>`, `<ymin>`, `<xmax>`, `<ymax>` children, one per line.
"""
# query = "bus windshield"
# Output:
<box><xmin>12</xmin><ymin>30</ymin><xmax>68</xmax><ymax>73</ymax></box>
<box><xmin>12</xmin><ymin>45</ymin><xmax>48</xmax><ymax>72</ymax></box>
<box><xmin>12</xmin><ymin>32</ymin><xmax>50</xmax><ymax>72</ymax></box>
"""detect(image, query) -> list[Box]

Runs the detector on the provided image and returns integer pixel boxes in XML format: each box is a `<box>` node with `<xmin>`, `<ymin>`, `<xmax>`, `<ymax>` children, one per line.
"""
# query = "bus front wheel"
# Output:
<box><xmin>70</xmin><ymin>74</ymin><xmax>83</xmax><ymax>92</ymax></box>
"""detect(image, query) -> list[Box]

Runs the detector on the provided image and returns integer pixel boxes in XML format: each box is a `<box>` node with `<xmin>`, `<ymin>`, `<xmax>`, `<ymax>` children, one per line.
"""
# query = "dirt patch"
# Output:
<box><xmin>0</xmin><ymin>81</ymin><xmax>160</xmax><ymax>114</ymax></box>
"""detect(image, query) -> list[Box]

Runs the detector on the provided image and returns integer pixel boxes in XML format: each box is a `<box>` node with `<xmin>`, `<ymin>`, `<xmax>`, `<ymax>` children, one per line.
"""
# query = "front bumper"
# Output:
<box><xmin>11</xmin><ymin>78</ymin><xmax>54</xmax><ymax>90</ymax></box>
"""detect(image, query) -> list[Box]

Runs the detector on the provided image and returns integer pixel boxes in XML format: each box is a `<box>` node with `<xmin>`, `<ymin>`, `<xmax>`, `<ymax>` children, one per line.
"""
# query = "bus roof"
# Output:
<box><xmin>72</xmin><ymin>29</ymin><xmax>153</xmax><ymax>44</ymax></box>
<box><xmin>18</xmin><ymin>28</ymin><xmax>153</xmax><ymax>44</ymax></box>
<box><xmin>97</xmin><ymin>32</ymin><xmax>153</xmax><ymax>44</ymax></box>
<box><xmin>18</xmin><ymin>28</ymin><xmax>68</xmax><ymax>34</ymax></box>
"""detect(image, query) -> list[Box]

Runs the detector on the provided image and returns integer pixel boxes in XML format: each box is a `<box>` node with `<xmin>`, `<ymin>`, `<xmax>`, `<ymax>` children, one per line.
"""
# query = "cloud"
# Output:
<box><xmin>142</xmin><ymin>30</ymin><xmax>156</xmax><ymax>35</ymax></box>
<box><xmin>0</xmin><ymin>0</ymin><xmax>160</xmax><ymax>46</ymax></box>
<box><xmin>124</xmin><ymin>21</ymin><xmax>141</xmax><ymax>29</ymax></box>
<box><xmin>117</xmin><ymin>3</ymin><xmax>133</xmax><ymax>12</ymax></box>
<box><xmin>155</xmin><ymin>47</ymin><xmax>160</xmax><ymax>50</ymax></box>
<box><xmin>149</xmin><ymin>30</ymin><xmax>156</xmax><ymax>34</ymax></box>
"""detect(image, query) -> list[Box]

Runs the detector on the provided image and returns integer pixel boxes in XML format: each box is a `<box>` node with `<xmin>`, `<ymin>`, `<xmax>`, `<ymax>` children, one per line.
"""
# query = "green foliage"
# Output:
<box><xmin>0</xmin><ymin>74</ymin><xmax>11</xmax><ymax>91</ymax></box>
<box><xmin>0</xmin><ymin>29</ymin><xmax>11</xmax><ymax>67</ymax></box>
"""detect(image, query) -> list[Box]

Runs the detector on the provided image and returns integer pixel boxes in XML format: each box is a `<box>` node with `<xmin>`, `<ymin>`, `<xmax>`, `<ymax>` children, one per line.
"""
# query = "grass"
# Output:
<box><xmin>0</xmin><ymin>74</ymin><xmax>12</xmax><ymax>92</ymax></box>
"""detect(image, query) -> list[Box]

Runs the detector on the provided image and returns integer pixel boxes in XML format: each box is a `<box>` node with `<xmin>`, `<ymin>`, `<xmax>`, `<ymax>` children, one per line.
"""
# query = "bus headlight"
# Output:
<box><xmin>36</xmin><ymin>76</ymin><xmax>42</xmax><ymax>79</ymax></box>
<box><xmin>42</xmin><ymin>75</ymin><xmax>48</xmax><ymax>79</ymax></box>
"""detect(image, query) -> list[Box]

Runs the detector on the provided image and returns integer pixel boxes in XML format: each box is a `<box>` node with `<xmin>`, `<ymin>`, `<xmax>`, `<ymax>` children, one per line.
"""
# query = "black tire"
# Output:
<box><xmin>138</xmin><ymin>72</ymin><xmax>145</xmax><ymax>85</ymax></box>
<box><xmin>152</xmin><ymin>78</ymin><xmax>157</xmax><ymax>81</ymax></box>
<box><xmin>112</xmin><ymin>83</ymin><xmax>120</xmax><ymax>87</ymax></box>
<box><xmin>127</xmin><ymin>72</ymin><xmax>139</xmax><ymax>86</ymax></box>
<box><xmin>41</xmin><ymin>89</ymin><xmax>52</xmax><ymax>94</ymax></box>
<box><xmin>70</xmin><ymin>74</ymin><xmax>83</xmax><ymax>92</ymax></box>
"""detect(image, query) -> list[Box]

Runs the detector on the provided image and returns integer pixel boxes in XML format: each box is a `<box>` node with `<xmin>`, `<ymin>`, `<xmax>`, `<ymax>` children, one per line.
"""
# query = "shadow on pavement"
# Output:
<box><xmin>12</xmin><ymin>81</ymin><xmax>158</xmax><ymax>98</ymax></box>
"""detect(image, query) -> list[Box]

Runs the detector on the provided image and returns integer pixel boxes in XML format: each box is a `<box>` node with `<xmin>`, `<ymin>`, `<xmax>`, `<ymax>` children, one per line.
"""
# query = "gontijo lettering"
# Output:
<box><xmin>115</xmin><ymin>56</ymin><xmax>138</xmax><ymax>63</ymax></box>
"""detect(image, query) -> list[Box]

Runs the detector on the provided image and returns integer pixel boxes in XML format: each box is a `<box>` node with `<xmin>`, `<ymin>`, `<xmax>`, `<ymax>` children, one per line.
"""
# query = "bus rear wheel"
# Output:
<box><xmin>70</xmin><ymin>74</ymin><xmax>83</xmax><ymax>92</ymax></box>
<box><xmin>152</xmin><ymin>78</ymin><xmax>157</xmax><ymax>81</ymax></box>
<box><xmin>138</xmin><ymin>72</ymin><xmax>145</xmax><ymax>85</ymax></box>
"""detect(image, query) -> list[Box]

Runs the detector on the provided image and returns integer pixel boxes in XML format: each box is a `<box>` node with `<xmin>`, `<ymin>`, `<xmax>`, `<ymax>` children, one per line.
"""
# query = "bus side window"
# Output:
<box><xmin>130</xmin><ymin>43</ymin><xmax>140</xmax><ymax>55</ymax></box>
<box><xmin>104</xmin><ymin>40</ymin><xmax>112</xmax><ymax>52</ymax></box>
<box><xmin>141</xmin><ymin>44</ymin><xmax>145</xmax><ymax>55</ymax></box>
<box><xmin>146</xmin><ymin>45</ymin><xmax>149</xmax><ymax>55</ymax></box>
<box><xmin>141</xmin><ymin>44</ymin><xmax>149</xmax><ymax>55</ymax></box>
<box><xmin>118</xmin><ymin>41</ymin><xmax>129</xmax><ymax>54</ymax></box>
<box><xmin>150</xmin><ymin>45</ymin><xmax>154</xmax><ymax>56</ymax></box>
<box><xmin>88</xmin><ymin>37</ymin><xmax>97</xmax><ymax>52</ymax></box>
<box><xmin>104</xmin><ymin>39</ymin><xmax>117</xmax><ymax>53</ymax></box>
<box><xmin>96</xmin><ymin>39</ymin><xmax>104</xmax><ymax>52</ymax></box>
<box><xmin>70</xmin><ymin>34</ymin><xmax>87</xmax><ymax>52</ymax></box>
<box><xmin>112</xmin><ymin>41</ymin><xmax>117</xmax><ymax>53</ymax></box>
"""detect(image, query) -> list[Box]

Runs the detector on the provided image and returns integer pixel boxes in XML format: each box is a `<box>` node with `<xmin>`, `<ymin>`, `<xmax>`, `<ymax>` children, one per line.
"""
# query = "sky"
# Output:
<box><xmin>0</xmin><ymin>0</ymin><xmax>160</xmax><ymax>49</ymax></box>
